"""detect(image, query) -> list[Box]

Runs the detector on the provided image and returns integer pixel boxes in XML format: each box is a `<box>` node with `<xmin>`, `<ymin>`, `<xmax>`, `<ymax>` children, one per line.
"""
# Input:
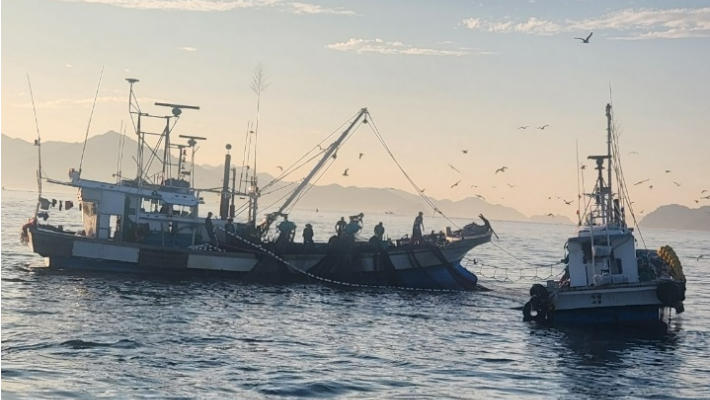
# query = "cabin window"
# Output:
<box><xmin>615</xmin><ymin>258</ymin><xmax>623</xmax><ymax>274</ymax></box>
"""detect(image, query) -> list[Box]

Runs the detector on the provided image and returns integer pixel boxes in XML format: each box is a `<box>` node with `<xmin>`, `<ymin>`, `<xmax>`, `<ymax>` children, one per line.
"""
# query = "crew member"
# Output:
<box><xmin>335</xmin><ymin>217</ymin><xmax>347</xmax><ymax>237</ymax></box>
<box><xmin>205</xmin><ymin>212</ymin><xmax>216</xmax><ymax>244</ymax></box>
<box><xmin>412</xmin><ymin>211</ymin><xmax>424</xmax><ymax>245</ymax></box>
<box><xmin>303</xmin><ymin>223</ymin><xmax>314</xmax><ymax>245</ymax></box>
<box><xmin>374</xmin><ymin>222</ymin><xmax>385</xmax><ymax>241</ymax></box>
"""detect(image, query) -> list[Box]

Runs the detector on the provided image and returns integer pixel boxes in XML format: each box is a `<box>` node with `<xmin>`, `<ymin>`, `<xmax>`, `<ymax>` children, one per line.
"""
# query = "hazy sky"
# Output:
<box><xmin>2</xmin><ymin>0</ymin><xmax>709</xmax><ymax>219</ymax></box>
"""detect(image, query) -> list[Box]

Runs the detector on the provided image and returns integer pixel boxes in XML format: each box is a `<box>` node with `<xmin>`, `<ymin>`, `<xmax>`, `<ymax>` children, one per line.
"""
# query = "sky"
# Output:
<box><xmin>2</xmin><ymin>0</ymin><xmax>709</xmax><ymax>220</ymax></box>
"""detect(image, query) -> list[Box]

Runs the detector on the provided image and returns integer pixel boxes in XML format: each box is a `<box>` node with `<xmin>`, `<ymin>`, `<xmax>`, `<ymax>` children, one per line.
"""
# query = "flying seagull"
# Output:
<box><xmin>507</xmin><ymin>183</ymin><xmax>516</xmax><ymax>188</ymax></box>
<box><xmin>547</xmin><ymin>213</ymin><xmax>555</xmax><ymax>217</ymax></box>
<box><xmin>342</xmin><ymin>168</ymin><xmax>349</xmax><ymax>176</ymax></box>
<box><xmin>634</xmin><ymin>179</ymin><xmax>649</xmax><ymax>185</ymax></box>
<box><xmin>359</xmin><ymin>152</ymin><xmax>364</xmax><ymax>160</ymax></box>
<box><xmin>448</xmin><ymin>163</ymin><xmax>461</xmax><ymax>173</ymax></box>
<box><xmin>495</xmin><ymin>166</ymin><xmax>508</xmax><ymax>174</ymax></box>
<box><xmin>673</xmin><ymin>182</ymin><xmax>681</xmax><ymax>187</ymax></box>
<box><xmin>665</xmin><ymin>170</ymin><xmax>671</xmax><ymax>173</ymax></box>
<box><xmin>315</xmin><ymin>208</ymin><xmax>319</xmax><ymax>212</ymax></box>
<box><xmin>649</xmin><ymin>185</ymin><xmax>654</xmax><ymax>190</ymax></box>
<box><xmin>564</xmin><ymin>200</ymin><xmax>573</xmax><ymax>205</ymax></box>
<box><xmin>276</xmin><ymin>166</ymin><xmax>283</xmax><ymax>171</ymax></box>
<box><xmin>703</xmin><ymin>190</ymin><xmax>708</xmax><ymax>194</ymax></box>
<box><xmin>462</xmin><ymin>149</ymin><xmax>468</xmax><ymax>154</ymax></box>
<box><xmin>580</xmin><ymin>165</ymin><xmax>587</xmax><ymax>170</ymax></box>
<box><xmin>518</xmin><ymin>126</ymin><xmax>529</xmax><ymax>130</ymax></box>
<box><xmin>470</xmin><ymin>184</ymin><xmax>478</xmax><ymax>188</ymax></box>
<box><xmin>574</xmin><ymin>32</ymin><xmax>593</xmax><ymax>43</ymax></box>
<box><xmin>537</xmin><ymin>125</ymin><xmax>550</xmax><ymax>130</ymax></box>
<box><xmin>450</xmin><ymin>180</ymin><xmax>461</xmax><ymax>189</ymax></box>
<box><xmin>475</xmin><ymin>194</ymin><xmax>486</xmax><ymax>201</ymax></box>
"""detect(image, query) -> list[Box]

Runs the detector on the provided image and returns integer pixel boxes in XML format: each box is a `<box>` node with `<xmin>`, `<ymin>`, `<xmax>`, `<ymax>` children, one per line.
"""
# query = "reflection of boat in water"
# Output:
<box><xmin>22</xmin><ymin>79</ymin><xmax>492</xmax><ymax>291</ymax></box>
<box><xmin>523</xmin><ymin>104</ymin><xmax>686</xmax><ymax>331</ymax></box>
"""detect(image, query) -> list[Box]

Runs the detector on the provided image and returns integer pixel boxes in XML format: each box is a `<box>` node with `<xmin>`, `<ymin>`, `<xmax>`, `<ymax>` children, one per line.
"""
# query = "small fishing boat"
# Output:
<box><xmin>522</xmin><ymin>104</ymin><xmax>686</xmax><ymax>331</ymax></box>
<box><xmin>21</xmin><ymin>78</ymin><xmax>492</xmax><ymax>291</ymax></box>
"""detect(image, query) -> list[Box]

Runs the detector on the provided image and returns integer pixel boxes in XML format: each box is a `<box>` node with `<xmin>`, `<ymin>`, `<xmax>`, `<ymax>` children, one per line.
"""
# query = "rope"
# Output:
<box><xmin>214</xmin><ymin>227</ymin><xmax>471</xmax><ymax>293</ymax></box>
<box><xmin>79</xmin><ymin>66</ymin><xmax>104</xmax><ymax>175</ymax></box>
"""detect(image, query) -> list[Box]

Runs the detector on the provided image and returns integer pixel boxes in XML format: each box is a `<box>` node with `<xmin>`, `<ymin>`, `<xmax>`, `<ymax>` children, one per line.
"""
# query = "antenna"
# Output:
<box><xmin>178</xmin><ymin>135</ymin><xmax>206</xmax><ymax>187</ymax></box>
<box><xmin>154</xmin><ymin>102</ymin><xmax>200</xmax><ymax>182</ymax></box>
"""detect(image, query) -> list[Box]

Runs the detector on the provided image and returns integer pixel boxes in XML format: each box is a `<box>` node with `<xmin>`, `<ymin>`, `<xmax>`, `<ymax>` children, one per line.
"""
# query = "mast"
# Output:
<box><xmin>260</xmin><ymin>108</ymin><xmax>368</xmax><ymax>235</ymax></box>
<box><xmin>605</xmin><ymin>103</ymin><xmax>613</xmax><ymax>223</ymax></box>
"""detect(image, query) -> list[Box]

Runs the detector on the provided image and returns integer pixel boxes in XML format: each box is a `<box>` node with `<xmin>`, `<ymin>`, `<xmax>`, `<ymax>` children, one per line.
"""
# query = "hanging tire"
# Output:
<box><xmin>657</xmin><ymin>281</ymin><xmax>681</xmax><ymax>307</ymax></box>
<box><xmin>530</xmin><ymin>283</ymin><xmax>549</xmax><ymax>299</ymax></box>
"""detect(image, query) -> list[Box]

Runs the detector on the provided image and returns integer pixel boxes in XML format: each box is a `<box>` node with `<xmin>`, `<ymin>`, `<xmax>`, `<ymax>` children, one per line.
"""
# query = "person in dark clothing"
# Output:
<box><xmin>277</xmin><ymin>215</ymin><xmax>297</xmax><ymax>244</ymax></box>
<box><xmin>374</xmin><ymin>222</ymin><xmax>385</xmax><ymax>241</ymax></box>
<box><xmin>335</xmin><ymin>217</ymin><xmax>347</xmax><ymax>237</ymax></box>
<box><xmin>412</xmin><ymin>212</ymin><xmax>424</xmax><ymax>245</ymax></box>
<box><xmin>303</xmin><ymin>223</ymin><xmax>314</xmax><ymax>245</ymax></box>
<box><xmin>205</xmin><ymin>212</ymin><xmax>216</xmax><ymax>244</ymax></box>
<box><xmin>225</xmin><ymin>218</ymin><xmax>236</xmax><ymax>246</ymax></box>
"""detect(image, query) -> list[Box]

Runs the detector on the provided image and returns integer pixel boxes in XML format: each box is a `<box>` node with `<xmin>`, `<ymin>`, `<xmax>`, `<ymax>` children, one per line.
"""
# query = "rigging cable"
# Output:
<box><xmin>26</xmin><ymin>74</ymin><xmax>43</xmax><ymax>217</ymax></box>
<box><xmin>78</xmin><ymin>66</ymin><xmax>104</xmax><ymax>176</ymax></box>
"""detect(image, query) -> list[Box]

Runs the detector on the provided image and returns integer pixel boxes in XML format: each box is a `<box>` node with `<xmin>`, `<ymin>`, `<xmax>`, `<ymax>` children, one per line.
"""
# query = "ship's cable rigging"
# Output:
<box><xmin>78</xmin><ymin>66</ymin><xmax>104</xmax><ymax>176</ymax></box>
<box><xmin>26</xmin><ymin>74</ymin><xmax>43</xmax><ymax>217</ymax></box>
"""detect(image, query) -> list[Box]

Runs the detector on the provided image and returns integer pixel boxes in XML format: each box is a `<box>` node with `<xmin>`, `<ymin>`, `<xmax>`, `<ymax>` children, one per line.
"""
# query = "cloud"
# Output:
<box><xmin>181</xmin><ymin>46</ymin><xmax>198</xmax><ymax>52</ymax></box>
<box><xmin>326</xmin><ymin>38</ymin><xmax>493</xmax><ymax>56</ymax></box>
<box><xmin>463</xmin><ymin>7</ymin><xmax>710</xmax><ymax>40</ymax></box>
<box><xmin>52</xmin><ymin>0</ymin><xmax>356</xmax><ymax>15</ymax></box>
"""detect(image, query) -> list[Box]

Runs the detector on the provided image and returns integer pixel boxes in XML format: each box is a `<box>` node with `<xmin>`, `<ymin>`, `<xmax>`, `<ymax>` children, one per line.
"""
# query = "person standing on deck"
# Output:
<box><xmin>412</xmin><ymin>212</ymin><xmax>424</xmax><ymax>245</ymax></box>
<box><xmin>303</xmin><ymin>223</ymin><xmax>314</xmax><ymax>246</ymax></box>
<box><xmin>224</xmin><ymin>218</ymin><xmax>236</xmax><ymax>245</ymax></box>
<box><xmin>205</xmin><ymin>212</ymin><xmax>216</xmax><ymax>244</ymax></box>
<box><xmin>374</xmin><ymin>222</ymin><xmax>385</xmax><ymax>241</ymax></box>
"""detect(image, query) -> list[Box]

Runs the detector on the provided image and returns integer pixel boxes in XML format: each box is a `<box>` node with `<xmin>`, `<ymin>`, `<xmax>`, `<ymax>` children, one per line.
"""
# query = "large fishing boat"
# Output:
<box><xmin>21</xmin><ymin>78</ymin><xmax>493</xmax><ymax>291</ymax></box>
<box><xmin>522</xmin><ymin>104</ymin><xmax>686</xmax><ymax>330</ymax></box>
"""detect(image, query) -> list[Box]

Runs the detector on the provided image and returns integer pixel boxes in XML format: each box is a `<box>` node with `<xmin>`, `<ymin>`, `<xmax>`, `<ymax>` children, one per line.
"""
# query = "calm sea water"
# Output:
<box><xmin>2</xmin><ymin>190</ymin><xmax>710</xmax><ymax>399</ymax></box>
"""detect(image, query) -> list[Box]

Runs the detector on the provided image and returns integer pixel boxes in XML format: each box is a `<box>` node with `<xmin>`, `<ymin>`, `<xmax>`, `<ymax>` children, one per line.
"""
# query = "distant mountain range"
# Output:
<box><xmin>3</xmin><ymin>132</ymin><xmax>708</xmax><ymax>230</ymax></box>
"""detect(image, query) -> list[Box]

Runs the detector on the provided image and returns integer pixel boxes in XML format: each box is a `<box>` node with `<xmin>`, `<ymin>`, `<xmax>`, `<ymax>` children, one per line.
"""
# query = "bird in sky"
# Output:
<box><xmin>475</xmin><ymin>194</ymin><xmax>486</xmax><ymax>201</ymax></box>
<box><xmin>421</xmin><ymin>188</ymin><xmax>426</xmax><ymax>193</ymax></box>
<box><xmin>470</xmin><ymin>184</ymin><xmax>478</xmax><ymax>188</ymax></box>
<box><xmin>649</xmin><ymin>185</ymin><xmax>654</xmax><ymax>190</ymax></box>
<box><xmin>276</xmin><ymin>166</ymin><xmax>283</xmax><ymax>171</ymax></box>
<box><xmin>518</xmin><ymin>126</ymin><xmax>529</xmax><ymax>130</ymax></box>
<box><xmin>462</xmin><ymin>149</ymin><xmax>468</xmax><ymax>154</ymax></box>
<box><xmin>564</xmin><ymin>200</ymin><xmax>573</xmax><ymax>205</ymax></box>
<box><xmin>495</xmin><ymin>166</ymin><xmax>508</xmax><ymax>174</ymax></box>
<box><xmin>359</xmin><ymin>152</ymin><xmax>364</xmax><ymax>160</ymax></box>
<box><xmin>640</xmin><ymin>210</ymin><xmax>645</xmax><ymax>214</ymax></box>
<box><xmin>332</xmin><ymin>151</ymin><xmax>338</xmax><ymax>160</ymax></box>
<box><xmin>580</xmin><ymin>165</ymin><xmax>587</xmax><ymax>170</ymax></box>
<box><xmin>342</xmin><ymin>168</ymin><xmax>349</xmax><ymax>176</ymax></box>
<box><xmin>537</xmin><ymin>125</ymin><xmax>550</xmax><ymax>130</ymax></box>
<box><xmin>634</xmin><ymin>179</ymin><xmax>649</xmax><ymax>185</ymax></box>
<box><xmin>547</xmin><ymin>213</ymin><xmax>555</xmax><ymax>217</ymax></box>
<box><xmin>673</xmin><ymin>182</ymin><xmax>681</xmax><ymax>187</ymax></box>
<box><xmin>448</xmin><ymin>163</ymin><xmax>461</xmax><ymax>173</ymax></box>
<box><xmin>703</xmin><ymin>190</ymin><xmax>708</xmax><ymax>194</ymax></box>
<box><xmin>695</xmin><ymin>200</ymin><xmax>699</xmax><ymax>204</ymax></box>
<box><xmin>702</xmin><ymin>195</ymin><xmax>710</xmax><ymax>200</ymax></box>
<box><xmin>574</xmin><ymin>32</ymin><xmax>593</xmax><ymax>43</ymax></box>
<box><xmin>317</xmin><ymin>144</ymin><xmax>324</xmax><ymax>151</ymax></box>
<box><xmin>665</xmin><ymin>170</ymin><xmax>671</xmax><ymax>173</ymax></box>
<box><xmin>507</xmin><ymin>183</ymin><xmax>516</xmax><ymax>188</ymax></box>
<box><xmin>451</xmin><ymin>180</ymin><xmax>461</xmax><ymax>189</ymax></box>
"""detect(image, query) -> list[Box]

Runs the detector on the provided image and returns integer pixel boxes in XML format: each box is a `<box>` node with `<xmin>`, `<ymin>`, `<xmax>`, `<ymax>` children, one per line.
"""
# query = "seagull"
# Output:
<box><xmin>317</xmin><ymin>144</ymin><xmax>324</xmax><ymax>151</ymax></box>
<box><xmin>649</xmin><ymin>185</ymin><xmax>654</xmax><ymax>190</ymax></box>
<box><xmin>359</xmin><ymin>153</ymin><xmax>364</xmax><ymax>160</ymax></box>
<box><xmin>634</xmin><ymin>179</ymin><xmax>649</xmax><ymax>185</ymax></box>
<box><xmin>702</xmin><ymin>195</ymin><xmax>710</xmax><ymax>200</ymax></box>
<box><xmin>574</xmin><ymin>32</ymin><xmax>593</xmax><ymax>43</ymax></box>
<box><xmin>315</xmin><ymin>208</ymin><xmax>319</xmax><ymax>212</ymax></box>
<box><xmin>475</xmin><ymin>194</ymin><xmax>486</xmax><ymax>201</ymax></box>
<box><xmin>518</xmin><ymin>126</ymin><xmax>529</xmax><ymax>130</ymax></box>
<box><xmin>673</xmin><ymin>182</ymin><xmax>681</xmax><ymax>187</ymax></box>
<box><xmin>448</xmin><ymin>163</ymin><xmax>461</xmax><ymax>173</ymax></box>
<box><xmin>450</xmin><ymin>180</ymin><xmax>461</xmax><ymax>189</ymax></box>
<box><xmin>495</xmin><ymin>166</ymin><xmax>508</xmax><ymax>174</ymax></box>
<box><xmin>276</xmin><ymin>166</ymin><xmax>283</xmax><ymax>171</ymax></box>
<box><xmin>537</xmin><ymin>125</ymin><xmax>550</xmax><ymax>130</ymax></box>
<box><xmin>342</xmin><ymin>168</ymin><xmax>349</xmax><ymax>176</ymax></box>
<box><xmin>421</xmin><ymin>188</ymin><xmax>426</xmax><ymax>193</ymax></box>
<box><xmin>470</xmin><ymin>184</ymin><xmax>478</xmax><ymax>188</ymax></box>
<box><xmin>547</xmin><ymin>213</ymin><xmax>555</xmax><ymax>217</ymax></box>
<box><xmin>564</xmin><ymin>200</ymin><xmax>573</xmax><ymax>205</ymax></box>
<box><xmin>507</xmin><ymin>183</ymin><xmax>516</xmax><ymax>188</ymax></box>
<box><xmin>580</xmin><ymin>165</ymin><xmax>586</xmax><ymax>170</ymax></box>
<box><xmin>462</xmin><ymin>149</ymin><xmax>468</xmax><ymax>154</ymax></box>
<box><xmin>695</xmin><ymin>200</ymin><xmax>700</xmax><ymax>204</ymax></box>
<box><xmin>665</xmin><ymin>170</ymin><xmax>671</xmax><ymax>173</ymax></box>
<box><xmin>640</xmin><ymin>210</ymin><xmax>645</xmax><ymax>214</ymax></box>
<box><xmin>702</xmin><ymin>190</ymin><xmax>708</xmax><ymax>194</ymax></box>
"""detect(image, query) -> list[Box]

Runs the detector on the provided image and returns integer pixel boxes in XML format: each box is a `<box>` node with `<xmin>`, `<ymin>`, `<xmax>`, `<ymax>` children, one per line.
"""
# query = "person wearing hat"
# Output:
<box><xmin>412</xmin><ymin>211</ymin><xmax>424</xmax><ymax>245</ymax></box>
<box><xmin>303</xmin><ymin>223</ymin><xmax>315</xmax><ymax>246</ymax></box>
<box><xmin>205</xmin><ymin>212</ymin><xmax>216</xmax><ymax>244</ymax></box>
